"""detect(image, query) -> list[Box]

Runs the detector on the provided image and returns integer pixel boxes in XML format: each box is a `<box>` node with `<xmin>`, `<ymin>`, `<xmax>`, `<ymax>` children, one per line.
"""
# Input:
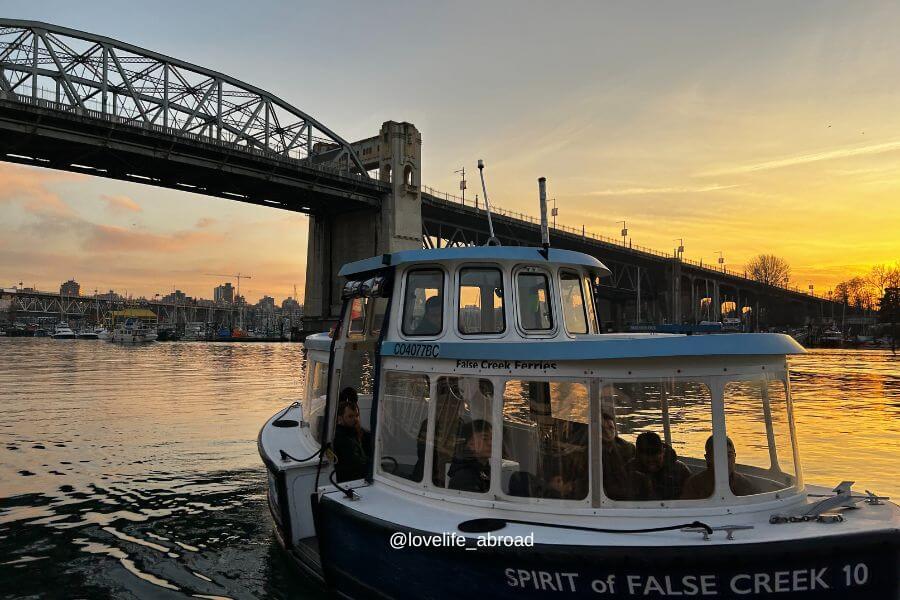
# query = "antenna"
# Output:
<box><xmin>477</xmin><ymin>159</ymin><xmax>500</xmax><ymax>246</ymax></box>
<box><xmin>538</xmin><ymin>177</ymin><xmax>550</xmax><ymax>255</ymax></box>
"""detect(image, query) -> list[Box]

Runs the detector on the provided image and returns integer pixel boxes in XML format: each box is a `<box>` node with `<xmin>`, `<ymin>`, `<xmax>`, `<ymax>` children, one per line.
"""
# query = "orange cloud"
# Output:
<box><xmin>0</xmin><ymin>163</ymin><xmax>79</xmax><ymax>217</ymax></box>
<box><xmin>101</xmin><ymin>194</ymin><xmax>142</xmax><ymax>213</ymax></box>
<box><xmin>84</xmin><ymin>225</ymin><xmax>225</xmax><ymax>253</ymax></box>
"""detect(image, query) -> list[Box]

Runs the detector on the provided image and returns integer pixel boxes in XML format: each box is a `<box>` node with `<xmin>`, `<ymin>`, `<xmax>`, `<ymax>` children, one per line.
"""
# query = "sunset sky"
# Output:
<box><xmin>2</xmin><ymin>1</ymin><xmax>900</xmax><ymax>303</ymax></box>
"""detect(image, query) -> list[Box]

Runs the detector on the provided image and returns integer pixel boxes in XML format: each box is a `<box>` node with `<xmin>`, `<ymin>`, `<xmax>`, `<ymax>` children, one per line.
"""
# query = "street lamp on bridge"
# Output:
<box><xmin>619</xmin><ymin>221</ymin><xmax>628</xmax><ymax>246</ymax></box>
<box><xmin>455</xmin><ymin>167</ymin><xmax>466</xmax><ymax>205</ymax></box>
<box><xmin>717</xmin><ymin>251</ymin><xmax>725</xmax><ymax>272</ymax></box>
<box><xmin>673</xmin><ymin>239</ymin><xmax>684</xmax><ymax>260</ymax></box>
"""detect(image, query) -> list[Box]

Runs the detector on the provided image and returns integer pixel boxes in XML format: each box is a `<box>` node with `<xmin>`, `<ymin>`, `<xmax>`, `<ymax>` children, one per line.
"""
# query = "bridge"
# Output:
<box><xmin>0</xmin><ymin>19</ymin><xmax>837</xmax><ymax>332</ymax></box>
<box><xmin>0</xmin><ymin>287</ymin><xmax>242</xmax><ymax>328</ymax></box>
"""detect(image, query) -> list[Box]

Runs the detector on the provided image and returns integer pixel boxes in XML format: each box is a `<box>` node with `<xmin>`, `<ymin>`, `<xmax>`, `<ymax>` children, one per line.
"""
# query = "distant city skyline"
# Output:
<box><xmin>4</xmin><ymin>275</ymin><xmax>299</xmax><ymax>306</ymax></box>
<box><xmin>2</xmin><ymin>1</ymin><xmax>900</xmax><ymax>300</ymax></box>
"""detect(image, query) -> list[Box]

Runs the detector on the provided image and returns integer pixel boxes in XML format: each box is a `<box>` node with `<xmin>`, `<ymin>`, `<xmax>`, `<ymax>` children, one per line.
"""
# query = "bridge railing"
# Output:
<box><xmin>421</xmin><ymin>185</ymin><xmax>833</xmax><ymax>301</ymax></box>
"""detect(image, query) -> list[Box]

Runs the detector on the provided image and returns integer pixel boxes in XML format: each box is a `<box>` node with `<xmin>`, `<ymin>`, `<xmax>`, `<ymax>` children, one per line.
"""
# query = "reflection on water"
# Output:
<box><xmin>0</xmin><ymin>339</ymin><xmax>321</xmax><ymax>599</ymax></box>
<box><xmin>0</xmin><ymin>340</ymin><xmax>897</xmax><ymax>598</ymax></box>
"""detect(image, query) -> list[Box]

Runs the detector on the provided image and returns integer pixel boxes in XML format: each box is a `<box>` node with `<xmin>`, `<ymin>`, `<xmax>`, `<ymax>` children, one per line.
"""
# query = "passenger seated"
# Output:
<box><xmin>543</xmin><ymin>461</ymin><xmax>582</xmax><ymax>500</ymax></box>
<box><xmin>339</xmin><ymin>386</ymin><xmax>358</xmax><ymax>406</ymax></box>
<box><xmin>681</xmin><ymin>436</ymin><xmax>761</xmax><ymax>499</ymax></box>
<box><xmin>447</xmin><ymin>420</ymin><xmax>492</xmax><ymax>492</ymax></box>
<box><xmin>332</xmin><ymin>400</ymin><xmax>372</xmax><ymax>483</ymax></box>
<box><xmin>508</xmin><ymin>471</ymin><xmax>541</xmax><ymax>497</ymax></box>
<box><xmin>626</xmin><ymin>432</ymin><xmax>690</xmax><ymax>500</ymax></box>
<box><xmin>601</xmin><ymin>412</ymin><xmax>650</xmax><ymax>500</ymax></box>
<box><xmin>411</xmin><ymin>296</ymin><xmax>442</xmax><ymax>335</ymax></box>
<box><xmin>601</xmin><ymin>411</ymin><xmax>635</xmax><ymax>463</ymax></box>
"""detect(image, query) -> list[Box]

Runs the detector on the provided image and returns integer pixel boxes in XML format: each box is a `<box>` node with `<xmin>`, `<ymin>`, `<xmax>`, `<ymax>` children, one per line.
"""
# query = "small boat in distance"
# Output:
<box><xmin>106</xmin><ymin>308</ymin><xmax>158</xmax><ymax>344</ymax></box>
<box><xmin>51</xmin><ymin>322</ymin><xmax>77</xmax><ymax>339</ymax></box>
<box><xmin>77</xmin><ymin>328</ymin><xmax>100</xmax><ymax>340</ymax></box>
<box><xmin>110</xmin><ymin>318</ymin><xmax>157</xmax><ymax>343</ymax></box>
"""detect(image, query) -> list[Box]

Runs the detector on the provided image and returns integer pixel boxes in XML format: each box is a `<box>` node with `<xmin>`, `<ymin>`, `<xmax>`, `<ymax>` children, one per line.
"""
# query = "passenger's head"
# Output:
<box><xmin>462</xmin><ymin>419</ymin><xmax>492</xmax><ymax>459</ymax></box>
<box><xmin>339</xmin><ymin>387</ymin><xmax>358</xmax><ymax>405</ymax></box>
<box><xmin>635</xmin><ymin>431</ymin><xmax>665</xmax><ymax>472</ymax></box>
<box><xmin>337</xmin><ymin>400</ymin><xmax>360</xmax><ymax>429</ymax></box>
<box><xmin>601</xmin><ymin>411</ymin><xmax>618</xmax><ymax>443</ymax></box>
<box><xmin>424</xmin><ymin>296</ymin><xmax>441</xmax><ymax>323</ymax></box>
<box><xmin>704</xmin><ymin>435</ymin><xmax>737</xmax><ymax>473</ymax></box>
<box><xmin>545</xmin><ymin>464</ymin><xmax>575</xmax><ymax>498</ymax></box>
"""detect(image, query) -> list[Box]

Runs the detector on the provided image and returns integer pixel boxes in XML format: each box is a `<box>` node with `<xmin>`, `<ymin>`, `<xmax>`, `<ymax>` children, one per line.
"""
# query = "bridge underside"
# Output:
<box><xmin>0</xmin><ymin>98</ymin><xmax>385</xmax><ymax>215</ymax></box>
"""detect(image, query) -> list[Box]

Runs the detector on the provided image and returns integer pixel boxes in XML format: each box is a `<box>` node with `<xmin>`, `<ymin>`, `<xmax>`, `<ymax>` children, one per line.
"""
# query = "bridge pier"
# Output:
<box><xmin>302</xmin><ymin>121</ymin><xmax>423</xmax><ymax>332</ymax></box>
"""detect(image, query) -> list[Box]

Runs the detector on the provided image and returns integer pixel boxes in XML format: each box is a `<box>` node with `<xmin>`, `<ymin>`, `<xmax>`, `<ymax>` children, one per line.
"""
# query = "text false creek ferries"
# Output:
<box><xmin>258</xmin><ymin>193</ymin><xmax>898</xmax><ymax>599</ymax></box>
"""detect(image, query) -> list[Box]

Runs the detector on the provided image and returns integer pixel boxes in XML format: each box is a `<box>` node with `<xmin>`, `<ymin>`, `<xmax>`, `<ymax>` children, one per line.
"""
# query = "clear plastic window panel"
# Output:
<box><xmin>722</xmin><ymin>379</ymin><xmax>797</xmax><ymax>494</ymax></box>
<box><xmin>501</xmin><ymin>380</ymin><xmax>590</xmax><ymax>500</ymax></box>
<box><xmin>348</xmin><ymin>297</ymin><xmax>366</xmax><ymax>337</ymax></box>
<box><xmin>378</xmin><ymin>372</ymin><xmax>431</xmax><ymax>482</ymax></box>
<box><xmin>601</xmin><ymin>381</ymin><xmax>713</xmax><ymax>501</ymax></box>
<box><xmin>402</xmin><ymin>270</ymin><xmax>443</xmax><ymax>336</ymax></box>
<box><xmin>458</xmin><ymin>268</ymin><xmax>505</xmax><ymax>335</ymax></box>
<box><xmin>430</xmin><ymin>377</ymin><xmax>494</xmax><ymax>492</ymax></box>
<box><xmin>305</xmin><ymin>361</ymin><xmax>329</xmax><ymax>443</ymax></box>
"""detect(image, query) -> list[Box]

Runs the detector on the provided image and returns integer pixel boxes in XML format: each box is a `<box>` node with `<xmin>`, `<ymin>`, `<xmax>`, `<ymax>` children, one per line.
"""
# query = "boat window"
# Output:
<box><xmin>347</xmin><ymin>297</ymin><xmax>367</xmax><ymax>338</ymax></box>
<box><xmin>304</xmin><ymin>360</ymin><xmax>329</xmax><ymax>443</ymax></box>
<box><xmin>402</xmin><ymin>269</ymin><xmax>443</xmax><ymax>336</ymax></box>
<box><xmin>378</xmin><ymin>372</ymin><xmax>431</xmax><ymax>482</ymax></box>
<box><xmin>584</xmin><ymin>275</ymin><xmax>598</xmax><ymax>333</ymax></box>
<box><xmin>600</xmin><ymin>381</ymin><xmax>713</xmax><ymax>501</ymax></box>
<box><xmin>458</xmin><ymin>268</ymin><xmax>505</xmax><ymax>335</ymax></box>
<box><xmin>559</xmin><ymin>271</ymin><xmax>588</xmax><ymax>334</ymax></box>
<box><xmin>369</xmin><ymin>297</ymin><xmax>389</xmax><ymax>337</ymax></box>
<box><xmin>501</xmin><ymin>380</ymin><xmax>590</xmax><ymax>501</ymax></box>
<box><xmin>516</xmin><ymin>271</ymin><xmax>553</xmax><ymax>331</ymax></box>
<box><xmin>722</xmin><ymin>379</ymin><xmax>797</xmax><ymax>495</ymax></box>
<box><xmin>431</xmin><ymin>377</ymin><xmax>494</xmax><ymax>492</ymax></box>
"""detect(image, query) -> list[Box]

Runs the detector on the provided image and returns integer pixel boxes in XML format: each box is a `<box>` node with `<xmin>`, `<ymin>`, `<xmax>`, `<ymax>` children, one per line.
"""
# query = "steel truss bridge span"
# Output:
<box><xmin>2</xmin><ymin>289</ymin><xmax>241</xmax><ymax>326</ymax></box>
<box><xmin>0</xmin><ymin>19</ymin><xmax>384</xmax><ymax>213</ymax></box>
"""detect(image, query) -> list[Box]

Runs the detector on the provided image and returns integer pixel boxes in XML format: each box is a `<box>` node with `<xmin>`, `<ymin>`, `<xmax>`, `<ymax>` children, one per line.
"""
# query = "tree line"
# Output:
<box><xmin>833</xmin><ymin>263</ymin><xmax>900</xmax><ymax>311</ymax></box>
<box><xmin>743</xmin><ymin>254</ymin><xmax>899</xmax><ymax>312</ymax></box>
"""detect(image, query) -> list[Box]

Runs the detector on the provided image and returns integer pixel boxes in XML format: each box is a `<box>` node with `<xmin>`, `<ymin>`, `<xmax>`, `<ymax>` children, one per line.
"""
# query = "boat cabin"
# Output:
<box><xmin>302</xmin><ymin>246</ymin><xmax>805</xmax><ymax>511</ymax></box>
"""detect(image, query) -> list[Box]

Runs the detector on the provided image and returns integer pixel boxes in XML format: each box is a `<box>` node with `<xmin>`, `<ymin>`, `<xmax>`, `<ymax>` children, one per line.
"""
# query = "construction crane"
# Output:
<box><xmin>205</xmin><ymin>272</ymin><xmax>252</xmax><ymax>330</ymax></box>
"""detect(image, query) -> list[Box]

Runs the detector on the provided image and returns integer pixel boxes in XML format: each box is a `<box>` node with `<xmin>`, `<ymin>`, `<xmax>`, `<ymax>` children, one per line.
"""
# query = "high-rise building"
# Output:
<box><xmin>162</xmin><ymin>290</ymin><xmax>189</xmax><ymax>304</ymax></box>
<box><xmin>60</xmin><ymin>279</ymin><xmax>80</xmax><ymax>297</ymax></box>
<box><xmin>257</xmin><ymin>295</ymin><xmax>276</xmax><ymax>312</ymax></box>
<box><xmin>214</xmin><ymin>283</ymin><xmax>234</xmax><ymax>305</ymax></box>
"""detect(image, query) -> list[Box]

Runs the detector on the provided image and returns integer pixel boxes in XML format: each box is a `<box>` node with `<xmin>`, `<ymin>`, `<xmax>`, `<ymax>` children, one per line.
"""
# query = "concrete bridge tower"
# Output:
<box><xmin>302</xmin><ymin>121</ymin><xmax>422</xmax><ymax>331</ymax></box>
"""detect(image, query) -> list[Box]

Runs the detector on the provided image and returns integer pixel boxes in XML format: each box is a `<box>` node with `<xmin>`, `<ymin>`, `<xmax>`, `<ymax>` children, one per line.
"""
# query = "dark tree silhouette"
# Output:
<box><xmin>746</xmin><ymin>254</ymin><xmax>791</xmax><ymax>287</ymax></box>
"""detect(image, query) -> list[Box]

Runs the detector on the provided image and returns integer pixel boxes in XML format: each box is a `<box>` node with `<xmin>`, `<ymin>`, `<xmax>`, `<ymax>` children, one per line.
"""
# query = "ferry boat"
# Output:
<box><xmin>258</xmin><ymin>187</ymin><xmax>898</xmax><ymax>599</ymax></box>
<box><xmin>51</xmin><ymin>322</ymin><xmax>77</xmax><ymax>339</ymax></box>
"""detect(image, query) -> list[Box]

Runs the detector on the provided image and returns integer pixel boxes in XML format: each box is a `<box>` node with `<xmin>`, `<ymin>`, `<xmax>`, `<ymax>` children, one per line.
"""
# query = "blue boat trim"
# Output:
<box><xmin>382</xmin><ymin>333</ymin><xmax>804</xmax><ymax>360</ymax></box>
<box><xmin>338</xmin><ymin>246</ymin><xmax>611</xmax><ymax>278</ymax></box>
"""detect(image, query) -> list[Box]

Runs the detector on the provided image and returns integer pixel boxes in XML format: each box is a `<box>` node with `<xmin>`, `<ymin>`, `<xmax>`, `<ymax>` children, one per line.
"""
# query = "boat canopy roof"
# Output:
<box><xmin>381</xmin><ymin>332</ymin><xmax>805</xmax><ymax>360</ymax></box>
<box><xmin>338</xmin><ymin>246</ymin><xmax>611</xmax><ymax>278</ymax></box>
